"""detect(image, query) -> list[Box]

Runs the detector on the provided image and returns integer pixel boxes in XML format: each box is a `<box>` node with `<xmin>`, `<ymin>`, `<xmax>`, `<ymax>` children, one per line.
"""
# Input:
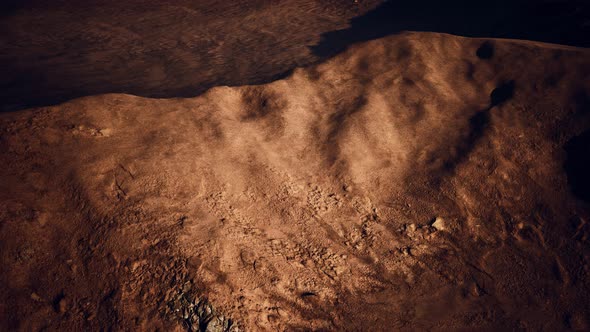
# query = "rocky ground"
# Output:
<box><xmin>1</xmin><ymin>31</ymin><xmax>589</xmax><ymax>330</ymax></box>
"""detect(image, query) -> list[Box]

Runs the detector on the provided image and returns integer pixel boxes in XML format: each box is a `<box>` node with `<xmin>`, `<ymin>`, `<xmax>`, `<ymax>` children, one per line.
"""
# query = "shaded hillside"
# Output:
<box><xmin>1</xmin><ymin>32</ymin><xmax>590</xmax><ymax>330</ymax></box>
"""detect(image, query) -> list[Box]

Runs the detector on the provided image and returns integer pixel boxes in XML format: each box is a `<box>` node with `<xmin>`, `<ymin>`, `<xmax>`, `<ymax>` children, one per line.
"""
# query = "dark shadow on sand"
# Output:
<box><xmin>311</xmin><ymin>0</ymin><xmax>590</xmax><ymax>58</ymax></box>
<box><xmin>0</xmin><ymin>0</ymin><xmax>37</xmax><ymax>17</ymax></box>
<box><xmin>564</xmin><ymin>129</ymin><xmax>590</xmax><ymax>203</ymax></box>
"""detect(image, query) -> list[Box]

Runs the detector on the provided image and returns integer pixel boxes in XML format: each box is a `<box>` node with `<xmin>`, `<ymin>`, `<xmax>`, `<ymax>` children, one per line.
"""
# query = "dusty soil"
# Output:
<box><xmin>2</xmin><ymin>0</ymin><xmax>589</xmax><ymax>113</ymax></box>
<box><xmin>1</xmin><ymin>32</ymin><xmax>590</xmax><ymax>330</ymax></box>
<box><xmin>0</xmin><ymin>0</ymin><xmax>382</xmax><ymax>112</ymax></box>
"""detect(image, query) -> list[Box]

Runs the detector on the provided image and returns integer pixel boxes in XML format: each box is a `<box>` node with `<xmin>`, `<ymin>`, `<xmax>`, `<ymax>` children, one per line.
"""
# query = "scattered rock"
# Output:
<box><xmin>333</xmin><ymin>265</ymin><xmax>347</xmax><ymax>276</ymax></box>
<box><xmin>37</xmin><ymin>212</ymin><xmax>49</xmax><ymax>226</ymax></box>
<box><xmin>99</xmin><ymin>128</ymin><xmax>113</xmax><ymax>137</ymax></box>
<box><xmin>431</xmin><ymin>217</ymin><xmax>446</xmax><ymax>231</ymax></box>
<box><xmin>30</xmin><ymin>293</ymin><xmax>42</xmax><ymax>302</ymax></box>
<box><xmin>58</xmin><ymin>298</ymin><xmax>68</xmax><ymax>313</ymax></box>
<box><xmin>52</xmin><ymin>293</ymin><xmax>67</xmax><ymax>313</ymax></box>
<box><xmin>131</xmin><ymin>261</ymin><xmax>141</xmax><ymax>271</ymax></box>
<box><xmin>166</xmin><ymin>283</ymin><xmax>239</xmax><ymax>332</ymax></box>
<box><xmin>240</xmin><ymin>250</ymin><xmax>256</xmax><ymax>266</ymax></box>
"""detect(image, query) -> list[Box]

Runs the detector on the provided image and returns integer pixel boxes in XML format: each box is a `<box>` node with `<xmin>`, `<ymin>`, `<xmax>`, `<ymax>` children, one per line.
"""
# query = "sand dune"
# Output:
<box><xmin>1</xmin><ymin>32</ymin><xmax>590</xmax><ymax>330</ymax></box>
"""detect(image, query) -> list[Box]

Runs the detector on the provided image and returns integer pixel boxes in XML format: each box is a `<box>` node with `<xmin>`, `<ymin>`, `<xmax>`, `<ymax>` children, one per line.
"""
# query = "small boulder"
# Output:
<box><xmin>431</xmin><ymin>217</ymin><xmax>446</xmax><ymax>231</ymax></box>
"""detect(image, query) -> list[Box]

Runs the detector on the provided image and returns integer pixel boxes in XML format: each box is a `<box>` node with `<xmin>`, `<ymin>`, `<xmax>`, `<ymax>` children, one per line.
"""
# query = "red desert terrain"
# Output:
<box><xmin>1</xmin><ymin>1</ymin><xmax>590</xmax><ymax>331</ymax></box>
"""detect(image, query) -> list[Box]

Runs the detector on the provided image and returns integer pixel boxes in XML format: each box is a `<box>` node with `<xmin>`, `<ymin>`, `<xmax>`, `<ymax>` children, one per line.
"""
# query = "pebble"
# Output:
<box><xmin>58</xmin><ymin>298</ymin><xmax>68</xmax><ymax>313</ymax></box>
<box><xmin>431</xmin><ymin>217</ymin><xmax>446</xmax><ymax>231</ymax></box>
<box><xmin>30</xmin><ymin>293</ymin><xmax>42</xmax><ymax>302</ymax></box>
<box><xmin>131</xmin><ymin>261</ymin><xmax>139</xmax><ymax>271</ymax></box>
<box><xmin>333</xmin><ymin>265</ymin><xmax>347</xmax><ymax>276</ymax></box>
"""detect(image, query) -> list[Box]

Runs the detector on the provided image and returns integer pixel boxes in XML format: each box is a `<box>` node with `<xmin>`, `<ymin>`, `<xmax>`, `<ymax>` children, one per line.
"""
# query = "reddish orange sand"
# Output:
<box><xmin>1</xmin><ymin>32</ymin><xmax>590</xmax><ymax>330</ymax></box>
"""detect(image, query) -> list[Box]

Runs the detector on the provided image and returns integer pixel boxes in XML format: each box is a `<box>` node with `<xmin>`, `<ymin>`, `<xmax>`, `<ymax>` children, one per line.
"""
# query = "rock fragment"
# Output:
<box><xmin>431</xmin><ymin>217</ymin><xmax>446</xmax><ymax>231</ymax></box>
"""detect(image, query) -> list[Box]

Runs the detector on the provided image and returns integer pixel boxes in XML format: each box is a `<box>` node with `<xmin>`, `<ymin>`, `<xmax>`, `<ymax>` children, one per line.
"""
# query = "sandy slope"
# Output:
<box><xmin>1</xmin><ymin>32</ymin><xmax>590</xmax><ymax>330</ymax></box>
